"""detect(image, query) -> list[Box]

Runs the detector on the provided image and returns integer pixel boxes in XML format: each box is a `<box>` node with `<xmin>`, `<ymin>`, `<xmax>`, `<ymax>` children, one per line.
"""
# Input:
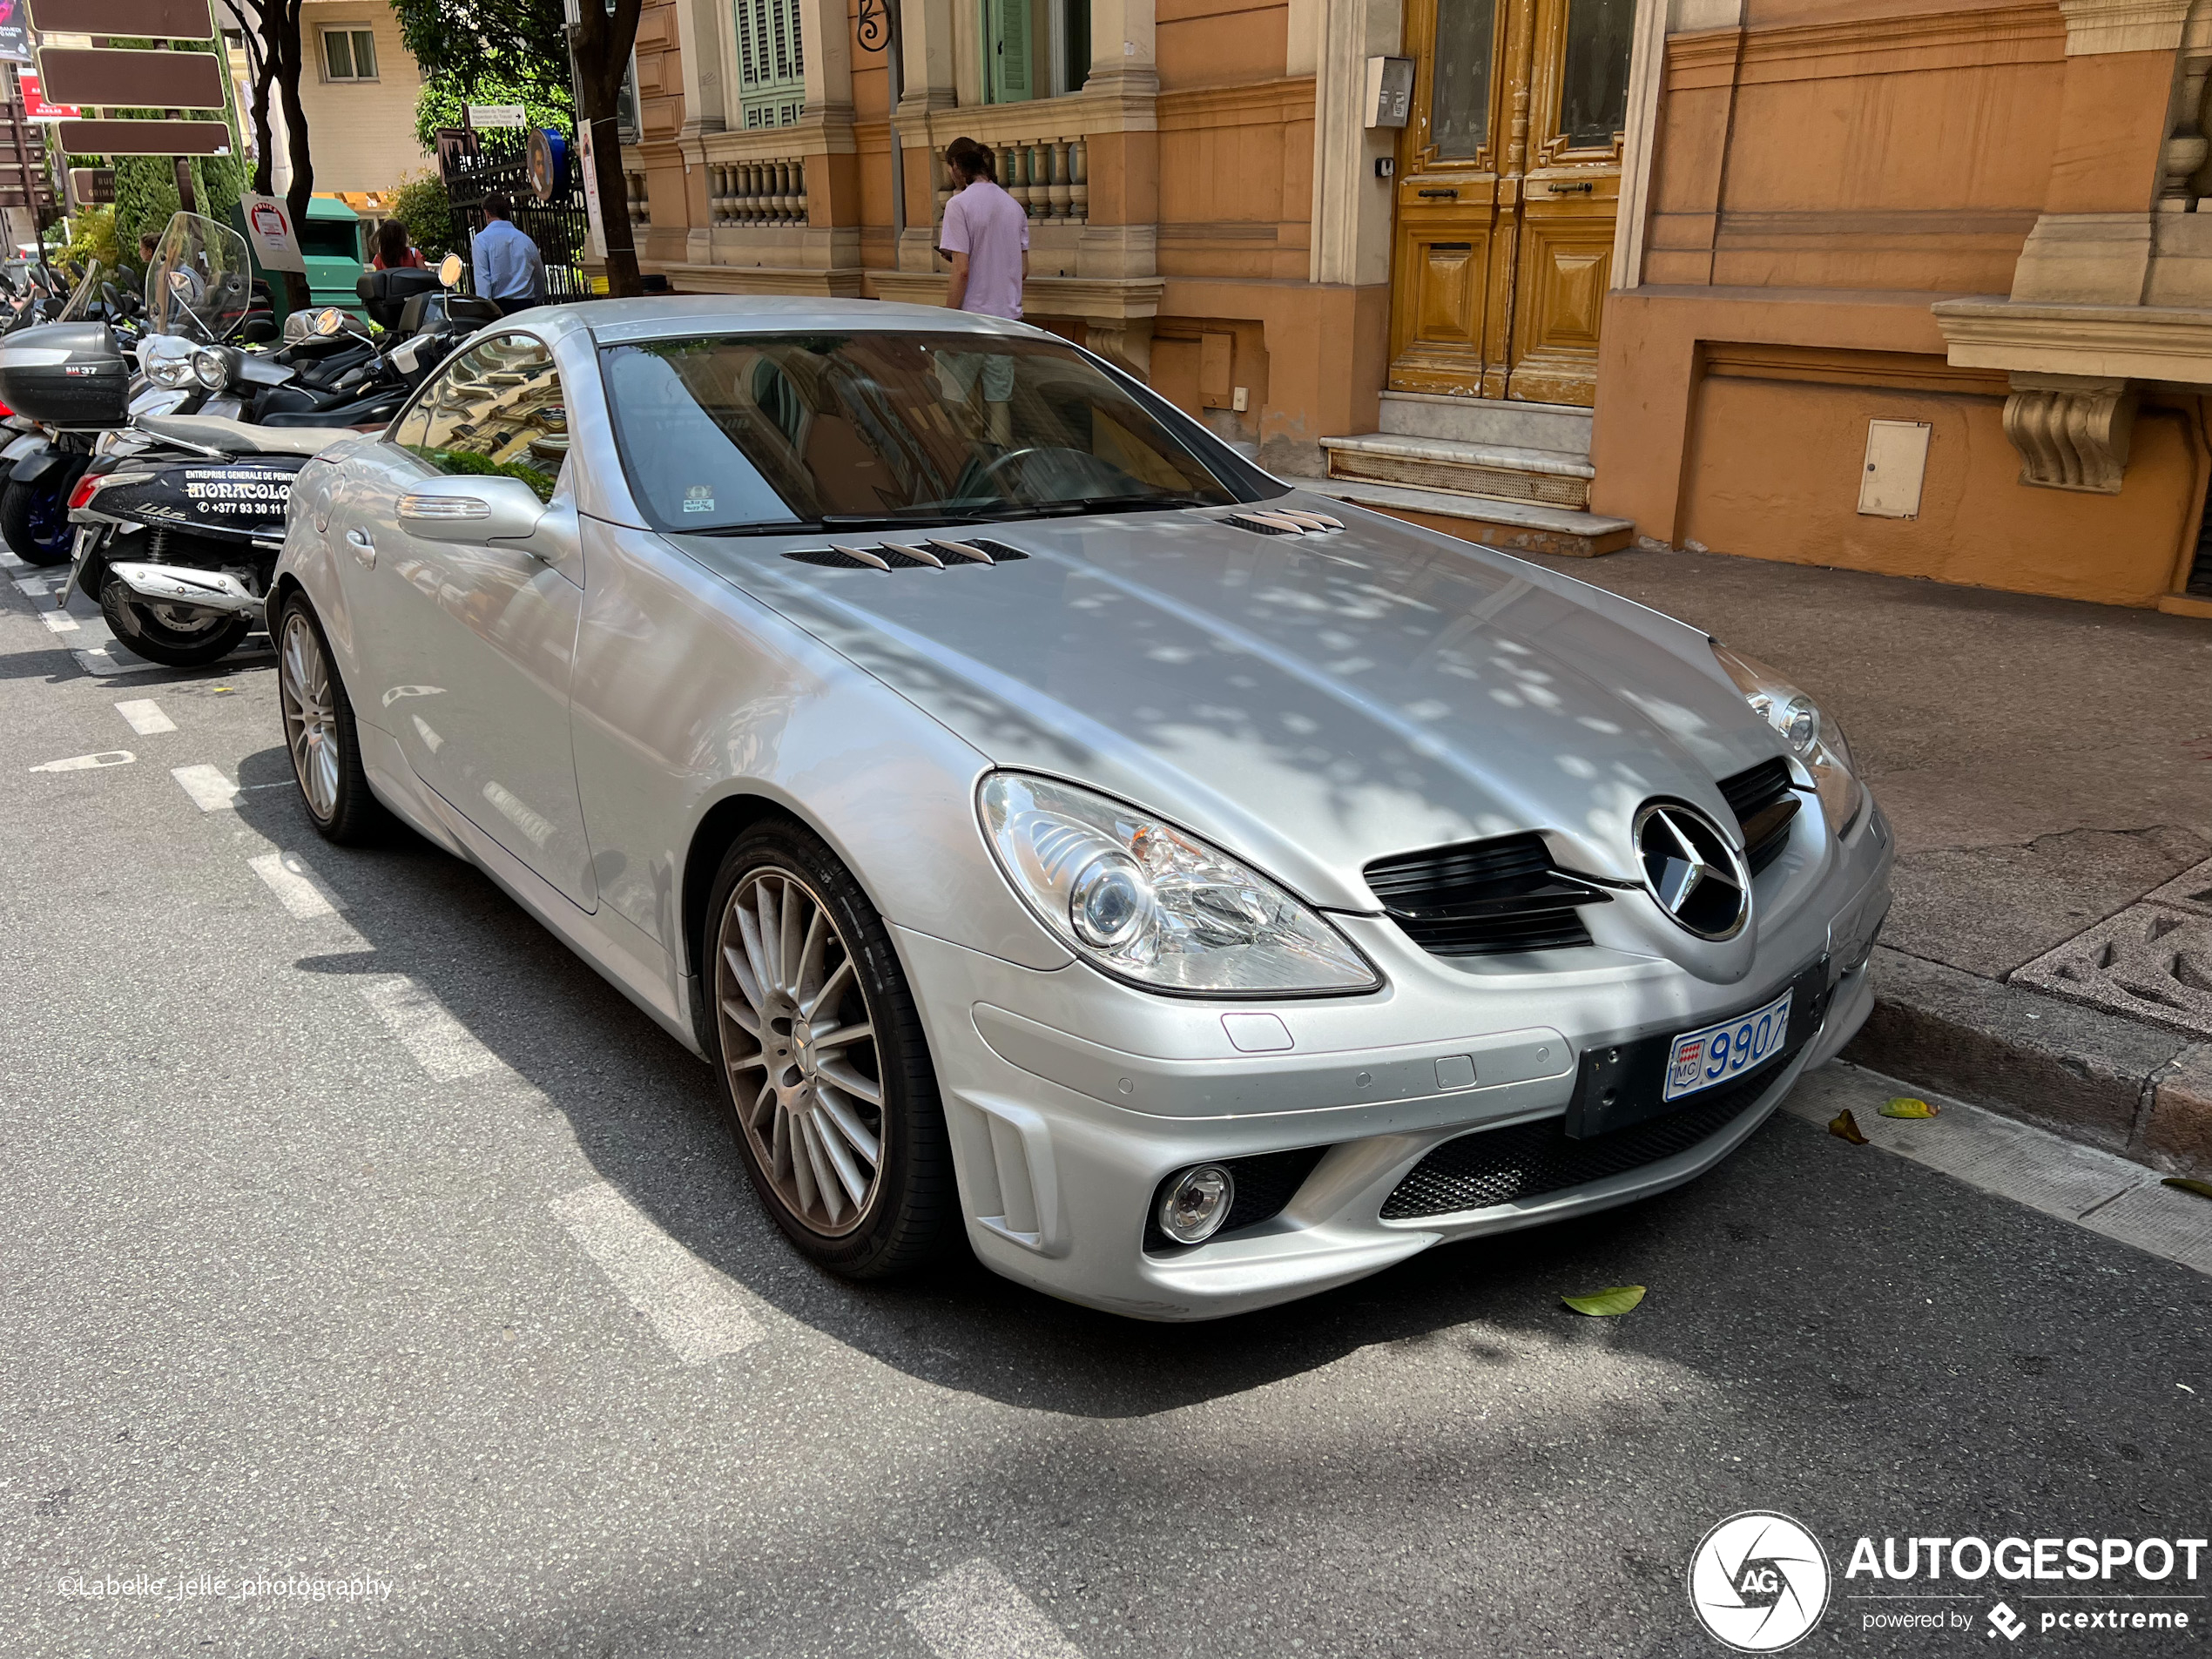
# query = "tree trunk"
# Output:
<box><xmin>273</xmin><ymin>0</ymin><xmax>314</xmax><ymax>313</ymax></box>
<box><xmin>571</xmin><ymin>0</ymin><xmax>644</xmax><ymax>298</ymax></box>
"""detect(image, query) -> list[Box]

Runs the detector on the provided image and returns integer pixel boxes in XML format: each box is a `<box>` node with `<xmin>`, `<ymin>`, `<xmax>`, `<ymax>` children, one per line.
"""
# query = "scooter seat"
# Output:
<box><xmin>137</xmin><ymin>415</ymin><xmax>363</xmax><ymax>456</ymax></box>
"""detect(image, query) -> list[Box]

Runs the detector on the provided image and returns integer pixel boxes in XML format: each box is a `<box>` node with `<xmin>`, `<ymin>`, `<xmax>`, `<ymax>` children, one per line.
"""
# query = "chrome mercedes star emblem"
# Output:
<box><xmin>1635</xmin><ymin>802</ymin><xmax>1750</xmax><ymax>940</ymax></box>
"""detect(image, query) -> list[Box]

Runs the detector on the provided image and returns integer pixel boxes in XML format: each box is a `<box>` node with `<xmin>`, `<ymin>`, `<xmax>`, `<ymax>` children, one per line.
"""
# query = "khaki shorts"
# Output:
<box><xmin>938</xmin><ymin>350</ymin><xmax>1016</xmax><ymax>404</ymax></box>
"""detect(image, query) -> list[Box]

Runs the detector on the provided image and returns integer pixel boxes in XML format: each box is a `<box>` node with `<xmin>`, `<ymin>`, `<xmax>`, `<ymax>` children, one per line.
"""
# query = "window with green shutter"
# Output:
<box><xmin>734</xmin><ymin>0</ymin><xmax>805</xmax><ymax>128</ymax></box>
<box><xmin>982</xmin><ymin>0</ymin><xmax>1031</xmax><ymax>103</ymax></box>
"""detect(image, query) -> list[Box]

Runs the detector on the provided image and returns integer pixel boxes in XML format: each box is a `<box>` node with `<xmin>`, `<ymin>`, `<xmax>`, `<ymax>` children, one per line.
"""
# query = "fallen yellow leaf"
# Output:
<box><xmin>1562</xmin><ymin>1285</ymin><xmax>1646</xmax><ymax>1317</ymax></box>
<box><xmin>1880</xmin><ymin>1096</ymin><xmax>1939</xmax><ymax>1119</ymax></box>
<box><xmin>1829</xmin><ymin>1108</ymin><xmax>1870</xmax><ymax>1145</ymax></box>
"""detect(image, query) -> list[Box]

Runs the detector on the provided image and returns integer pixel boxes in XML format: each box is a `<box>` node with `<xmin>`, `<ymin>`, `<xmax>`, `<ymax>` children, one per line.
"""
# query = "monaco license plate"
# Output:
<box><xmin>1663</xmin><ymin>988</ymin><xmax>1794</xmax><ymax>1103</ymax></box>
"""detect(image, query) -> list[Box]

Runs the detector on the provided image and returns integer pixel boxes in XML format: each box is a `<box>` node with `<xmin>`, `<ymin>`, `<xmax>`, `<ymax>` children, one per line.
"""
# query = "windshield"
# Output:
<box><xmin>57</xmin><ymin>260</ymin><xmax>103</xmax><ymax>322</ymax></box>
<box><xmin>147</xmin><ymin>212</ymin><xmax>255</xmax><ymax>341</ymax></box>
<box><xmin>598</xmin><ymin>331</ymin><xmax>1252</xmax><ymax>533</ymax></box>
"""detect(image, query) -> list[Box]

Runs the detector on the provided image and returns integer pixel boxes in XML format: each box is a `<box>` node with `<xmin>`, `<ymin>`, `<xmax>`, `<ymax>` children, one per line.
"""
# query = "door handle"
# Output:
<box><xmin>345</xmin><ymin>527</ymin><xmax>376</xmax><ymax>569</ymax></box>
<box><xmin>1546</xmin><ymin>180</ymin><xmax>1595</xmax><ymax>194</ymax></box>
<box><xmin>1417</xmin><ymin>187</ymin><xmax>1459</xmax><ymax>199</ymax></box>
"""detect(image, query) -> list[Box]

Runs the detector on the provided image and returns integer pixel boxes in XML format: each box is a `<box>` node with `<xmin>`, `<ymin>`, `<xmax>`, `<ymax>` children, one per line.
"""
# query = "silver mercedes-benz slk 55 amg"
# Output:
<box><xmin>273</xmin><ymin>297</ymin><xmax>1892</xmax><ymax>1320</ymax></box>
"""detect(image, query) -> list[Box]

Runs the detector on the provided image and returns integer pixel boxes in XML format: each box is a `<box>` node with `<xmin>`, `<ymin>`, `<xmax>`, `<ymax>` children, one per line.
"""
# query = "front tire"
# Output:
<box><xmin>275</xmin><ymin>594</ymin><xmax>387</xmax><ymax>843</ymax></box>
<box><xmin>1</xmin><ymin>477</ymin><xmax>74</xmax><ymax>566</ymax></box>
<box><xmin>705</xmin><ymin>819</ymin><xmax>955</xmax><ymax>1279</ymax></box>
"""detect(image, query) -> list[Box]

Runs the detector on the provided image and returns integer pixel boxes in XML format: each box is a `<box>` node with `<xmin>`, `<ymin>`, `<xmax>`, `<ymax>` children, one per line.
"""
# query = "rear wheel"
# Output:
<box><xmin>275</xmin><ymin>594</ymin><xmax>386</xmax><ymax>843</ymax></box>
<box><xmin>99</xmin><ymin>575</ymin><xmax>251</xmax><ymax>667</ymax></box>
<box><xmin>705</xmin><ymin>819</ymin><xmax>955</xmax><ymax>1278</ymax></box>
<box><xmin>0</xmin><ymin>477</ymin><xmax>74</xmax><ymax>566</ymax></box>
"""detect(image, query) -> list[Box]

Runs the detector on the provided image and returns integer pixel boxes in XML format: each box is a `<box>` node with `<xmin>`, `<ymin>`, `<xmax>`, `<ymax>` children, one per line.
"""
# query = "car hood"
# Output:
<box><xmin>669</xmin><ymin>499</ymin><xmax>1789</xmax><ymax>912</ymax></box>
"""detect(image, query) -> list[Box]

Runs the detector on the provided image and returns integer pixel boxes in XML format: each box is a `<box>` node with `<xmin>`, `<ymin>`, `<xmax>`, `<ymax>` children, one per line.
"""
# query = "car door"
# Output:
<box><xmin>352</xmin><ymin>332</ymin><xmax>598</xmax><ymax>911</ymax></box>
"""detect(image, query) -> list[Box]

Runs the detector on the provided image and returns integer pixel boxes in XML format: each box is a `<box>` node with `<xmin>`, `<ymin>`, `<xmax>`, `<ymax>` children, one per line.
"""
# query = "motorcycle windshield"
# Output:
<box><xmin>56</xmin><ymin>260</ymin><xmax>104</xmax><ymax>321</ymax></box>
<box><xmin>147</xmin><ymin>212</ymin><xmax>254</xmax><ymax>342</ymax></box>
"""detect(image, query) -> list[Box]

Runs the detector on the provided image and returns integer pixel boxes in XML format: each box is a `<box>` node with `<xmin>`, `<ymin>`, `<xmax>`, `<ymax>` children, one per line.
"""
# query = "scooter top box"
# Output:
<box><xmin>0</xmin><ymin>321</ymin><xmax>131</xmax><ymax>429</ymax></box>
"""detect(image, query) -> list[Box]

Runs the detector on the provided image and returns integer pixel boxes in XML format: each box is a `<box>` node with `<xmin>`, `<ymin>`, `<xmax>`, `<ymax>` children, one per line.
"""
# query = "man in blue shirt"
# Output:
<box><xmin>471</xmin><ymin>192</ymin><xmax>545</xmax><ymax>316</ymax></box>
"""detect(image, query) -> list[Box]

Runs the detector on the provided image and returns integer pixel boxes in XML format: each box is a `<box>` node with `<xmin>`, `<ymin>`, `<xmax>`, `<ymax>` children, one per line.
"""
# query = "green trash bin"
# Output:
<box><xmin>233</xmin><ymin>196</ymin><xmax>368</xmax><ymax>326</ymax></box>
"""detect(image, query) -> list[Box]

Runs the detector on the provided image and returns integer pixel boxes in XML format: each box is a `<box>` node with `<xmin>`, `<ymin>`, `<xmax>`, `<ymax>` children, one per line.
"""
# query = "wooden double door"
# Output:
<box><xmin>1389</xmin><ymin>0</ymin><xmax>1635</xmax><ymax>407</ymax></box>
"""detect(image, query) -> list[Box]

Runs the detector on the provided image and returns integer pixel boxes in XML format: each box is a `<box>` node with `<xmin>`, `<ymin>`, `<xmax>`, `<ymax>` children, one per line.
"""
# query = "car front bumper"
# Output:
<box><xmin>896</xmin><ymin>799</ymin><xmax>1894</xmax><ymax>1321</ymax></box>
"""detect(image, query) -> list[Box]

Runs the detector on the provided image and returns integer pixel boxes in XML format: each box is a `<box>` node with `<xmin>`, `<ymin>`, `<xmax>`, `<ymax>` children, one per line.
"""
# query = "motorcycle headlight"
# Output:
<box><xmin>139</xmin><ymin>342</ymin><xmax>194</xmax><ymax>388</ymax></box>
<box><xmin>978</xmin><ymin>772</ymin><xmax>1379</xmax><ymax>996</ymax></box>
<box><xmin>1712</xmin><ymin>644</ymin><xmax>1864</xmax><ymax>835</ymax></box>
<box><xmin>191</xmin><ymin>347</ymin><xmax>230</xmax><ymax>390</ymax></box>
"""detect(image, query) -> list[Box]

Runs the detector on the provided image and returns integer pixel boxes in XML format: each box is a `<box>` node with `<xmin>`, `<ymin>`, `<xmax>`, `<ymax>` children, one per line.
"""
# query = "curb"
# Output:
<box><xmin>1843</xmin><ymin>947</ymin><xmax>2212</xmax><ymax>1180</ymax></box>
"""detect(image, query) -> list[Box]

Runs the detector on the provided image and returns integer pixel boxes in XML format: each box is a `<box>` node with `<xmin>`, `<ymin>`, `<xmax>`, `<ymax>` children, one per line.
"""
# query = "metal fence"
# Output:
<box><xmin>435</xmin><ymin>128</ymin><xmax>597</xmax><ymax>304</ymax></box>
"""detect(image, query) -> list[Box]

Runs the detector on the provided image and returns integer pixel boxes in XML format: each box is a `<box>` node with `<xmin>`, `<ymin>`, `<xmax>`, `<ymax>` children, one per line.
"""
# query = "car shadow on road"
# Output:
<box><xmin>226</xmin><ymin>741</ymin><xmax>2209</xmax><ymax>1443</ymax></box>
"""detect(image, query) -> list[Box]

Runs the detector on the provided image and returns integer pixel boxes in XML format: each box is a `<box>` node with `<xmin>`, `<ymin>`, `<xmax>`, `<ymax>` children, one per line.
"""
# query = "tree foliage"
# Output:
<box><xmin>389</xmin><ymin>0</ymin><xmax>570</xmax><ymax>132</ymax></box>
<box><xmin>413</xmin><ymin>65</ymin><xmax>572</xmax><ymax>154</ymax></box>
<box><xmin>385</xmin><ymin>171</ymin><xmax>457</xmax><ymax>260</ymax></box>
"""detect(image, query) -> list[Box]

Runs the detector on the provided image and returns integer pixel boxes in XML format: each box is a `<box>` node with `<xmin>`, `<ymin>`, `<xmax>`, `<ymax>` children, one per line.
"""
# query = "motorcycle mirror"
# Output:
<box><xmin>314</xmin><ymin>307</ymin><xmax>347</xmax><ymax>336</ymax></box>
<box><xmin>438</xmin><ymin>252</ymin><xmax>464</xmax><ymax>289</ymax></box>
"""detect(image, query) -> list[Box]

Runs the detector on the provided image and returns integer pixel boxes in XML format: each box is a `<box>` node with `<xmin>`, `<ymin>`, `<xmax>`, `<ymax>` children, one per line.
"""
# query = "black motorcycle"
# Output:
<box><xmin>59</xmin><ymin>231</ymin><xmax>493</xmax><ymax>666</ymax></box>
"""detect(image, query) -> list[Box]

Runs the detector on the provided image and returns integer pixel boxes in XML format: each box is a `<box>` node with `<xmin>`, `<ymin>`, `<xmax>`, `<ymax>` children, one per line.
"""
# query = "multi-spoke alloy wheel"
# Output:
<box><xmin>273</xmin><ymin>595</ymin><xmax>385</xmax><ymax>845</ymax></box>
<box><xmin>716</xmin><ymin>868</ymin><xmax>886</xmax><ymax>1237</ymax></box>
<box><xmin>705</xmin><ymin>820</ymin><xmax>954</xmax><ymax>1278</ymax></box>
<box><xmin>280</xmin><ymin>610</ymin><xmax>341</xmax><ymax>823</ymax></box>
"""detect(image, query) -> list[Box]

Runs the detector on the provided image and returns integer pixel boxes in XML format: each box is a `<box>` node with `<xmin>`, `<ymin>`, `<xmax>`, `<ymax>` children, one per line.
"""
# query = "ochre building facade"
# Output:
<box><xmin>619</xmin><ymin>0</ymin><xmax>2212</xmax><ymax>613</ymax></box>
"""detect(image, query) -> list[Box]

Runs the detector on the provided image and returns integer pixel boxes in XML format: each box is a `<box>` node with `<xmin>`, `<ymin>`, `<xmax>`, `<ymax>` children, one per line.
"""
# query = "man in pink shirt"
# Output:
<box><xmin>937</xmin><ymin>137</ymin><xmax>1030</xmax><ymax>442</ymax></box>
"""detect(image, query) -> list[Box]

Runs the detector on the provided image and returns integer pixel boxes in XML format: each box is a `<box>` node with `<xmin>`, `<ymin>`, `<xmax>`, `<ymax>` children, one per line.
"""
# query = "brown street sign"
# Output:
<box><xmin>70</xmin><ymin>168</ymin><xmax>119</xmax><ymax>205</ymax></box>
<box><xmin>56</xmin><ymin>119</ymin><xmax>231</xmax><ymax>156</ymax></box>
<box><xmin>25</xmin><ymin>0</ymin><xmax>213</xmax><ymax>36</ymax></box>
<box><xmin>38</xmin><ymin>47</ymin><xmax>228</xmax><ymax>111</ymax></box>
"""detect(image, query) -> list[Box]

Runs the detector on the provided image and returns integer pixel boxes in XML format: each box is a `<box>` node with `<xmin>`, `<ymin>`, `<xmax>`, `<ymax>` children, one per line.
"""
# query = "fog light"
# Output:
<box><xmin>1157</xmin><ymin>1163</ymin><xmax>1236</xmax><ymax>1245</ymax></box>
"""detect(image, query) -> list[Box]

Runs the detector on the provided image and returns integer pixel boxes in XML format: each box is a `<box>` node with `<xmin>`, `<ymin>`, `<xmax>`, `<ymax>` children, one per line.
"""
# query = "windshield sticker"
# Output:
<box><xmin>682</xmin><ymin>486</ymin><xmax>714</xmax><ymax>514</ymax></box>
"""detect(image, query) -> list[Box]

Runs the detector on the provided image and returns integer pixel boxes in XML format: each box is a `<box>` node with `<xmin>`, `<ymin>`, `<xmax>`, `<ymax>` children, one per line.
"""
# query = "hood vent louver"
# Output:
<box><xmin>1717</xmin><ymin>757</ymin><xmax>1800</xmax><ymax>877</ymax></box>
<box><xmin>1222</xmin><ymin>508</ymin><xmax>1343</xmax><ymax>536</ymax></box>
<box><xmin>783</xmin><ymin>536</ymin><xmax>1030</xmax><ymax>571</ymax></box>
<box><xmin>1364</xmin><ymin>832</ymin><xmax>1608</xmax><ymax>959</ymax></box>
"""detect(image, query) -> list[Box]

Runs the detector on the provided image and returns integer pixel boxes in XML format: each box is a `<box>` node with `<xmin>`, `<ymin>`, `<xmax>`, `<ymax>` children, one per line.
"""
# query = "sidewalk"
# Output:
<box><xmin>1521</xmin><ymin>544</ymin><xmax>2212</xmax><ymax>1179</ymax></box>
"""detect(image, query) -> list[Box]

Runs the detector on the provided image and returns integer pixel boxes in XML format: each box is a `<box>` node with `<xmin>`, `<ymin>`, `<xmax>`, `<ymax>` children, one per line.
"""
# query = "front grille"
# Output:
<box><xmin>1143</xmin><ymin>1146</ymin><xmax>1328</xmax><ymax>1252</ymax></box>
<box><xmin>1718</xmin><ymin>757</ymin><xmax>1800</xmax><ymax>876</ymax></box>
<box><xmin>1363</xmin><ymin>832</ymin><xmax>1608</xmax><ymax>958</ymax></box>
<box><xmin>1378</xmin><ymin>1043</ymin><xmax>1801</xmax><ymax>1219</ymax></box>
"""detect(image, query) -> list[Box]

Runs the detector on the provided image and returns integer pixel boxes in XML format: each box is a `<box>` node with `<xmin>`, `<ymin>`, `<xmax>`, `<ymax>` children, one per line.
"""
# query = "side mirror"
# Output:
<box><xmin>398</xmin><ymin>473</ymin><xmax>547</xmax><ymax>543</ymax></box>
<box><xmin>438</xmin><ymin>251</ymin><xmax>465</xmax><ymax>289</ymax></box>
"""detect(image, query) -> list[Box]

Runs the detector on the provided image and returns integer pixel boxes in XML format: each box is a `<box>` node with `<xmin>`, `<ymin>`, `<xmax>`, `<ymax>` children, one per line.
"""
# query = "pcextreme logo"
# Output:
<box><xmin>1688</xmin><ymin>1511</ymin><xmax>1832</xmax><ymax>1652</ymax></box>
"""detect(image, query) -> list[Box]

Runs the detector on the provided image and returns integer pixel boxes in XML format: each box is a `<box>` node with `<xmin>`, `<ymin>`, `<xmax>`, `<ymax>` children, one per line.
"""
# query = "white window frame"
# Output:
<box><xmin>319</xmin><ymin>24</ymin><xmax>380</xmax><ymax>83</ymax></box>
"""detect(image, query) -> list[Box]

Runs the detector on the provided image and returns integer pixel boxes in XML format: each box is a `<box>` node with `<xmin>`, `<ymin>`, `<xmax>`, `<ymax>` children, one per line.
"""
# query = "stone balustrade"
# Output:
<box><xmin>711</xmin><ymin>159</ymin><xmax>809</xmax><ymax>227</ymax></box>
<box><xmin>934</xmin><ymin>138</ymin><xmax>1089</xmax><ymax>226</ymax></box>
<box><xmin>624</xmin><ymin>172</ymin><xmax>651</xmax><ymax>228</ymax></box>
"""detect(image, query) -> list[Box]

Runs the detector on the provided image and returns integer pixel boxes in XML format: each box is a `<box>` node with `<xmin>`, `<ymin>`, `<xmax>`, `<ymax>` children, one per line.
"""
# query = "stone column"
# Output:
<box><xmin>1077</xmin><ymin>0</ymin><xmax>1159</xmax><ymax>288</ymax></box>
<box><xmin>1308</xmin><ymin>0</ymin><xmax>1399</xmax><ymax>288</ymax></box>
<box><xmin>674</xmin><ymin>0</ymin><xmax>729</xmax><ymax>263</ymax></box>
<box><xmin>897</xmin><ymin>0</ymin><xmax>962</xmax><ymax>271</ymax></box>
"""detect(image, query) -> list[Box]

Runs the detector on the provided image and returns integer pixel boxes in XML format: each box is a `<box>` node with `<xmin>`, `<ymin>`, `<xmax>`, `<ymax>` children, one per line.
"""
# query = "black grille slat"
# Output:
<box><xmin>1364</xmin><ymin>831</ymin><xmax>1604</xmax><ymax>959</ymax></box>
<box><xmin>1716</xmin><ymin>756</ymin><xmax>1800</xmax><ymax>876</ymax></box>
<box><xmin>1379</xmin><ymin>1043</ymin><xmax>1802</xmax><ymax>1219</ymax></box>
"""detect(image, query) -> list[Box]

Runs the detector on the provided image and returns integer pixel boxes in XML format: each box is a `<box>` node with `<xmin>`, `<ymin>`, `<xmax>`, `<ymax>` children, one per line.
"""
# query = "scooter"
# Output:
<box><xmin>59</xmin><ymin>233</ymin><xmax>493</xmax><ymax>665</ymax></box>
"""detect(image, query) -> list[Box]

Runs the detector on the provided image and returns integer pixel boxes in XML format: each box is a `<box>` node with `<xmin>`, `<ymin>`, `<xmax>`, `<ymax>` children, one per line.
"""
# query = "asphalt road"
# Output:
<box><xmin>0</xmin><ymin>568</ymin><xmax>2206</xmax><ymax>1659</ymax></box>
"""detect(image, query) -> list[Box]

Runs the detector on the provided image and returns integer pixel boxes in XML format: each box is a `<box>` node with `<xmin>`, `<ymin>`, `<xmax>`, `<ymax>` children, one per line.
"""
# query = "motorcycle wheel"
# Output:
<box><xmin>0</xmin><ymin>477</ymin><xmax>75</xmax><ymax>566</ymax></box>
<box><xmin>99</xmin><ymin>576</ymin><xmax>252</xmax><ymax>668</ymax></box>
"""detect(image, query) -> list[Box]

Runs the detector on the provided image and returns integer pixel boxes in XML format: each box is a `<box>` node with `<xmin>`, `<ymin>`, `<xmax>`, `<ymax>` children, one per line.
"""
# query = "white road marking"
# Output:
<box><xmin>248</xmin><ymin>850</ymin><xmax>345</xmax><ymax>919</ymax></box>
<box><xmin>355</xmin><ymin>974</ymin><xmax>506</xmax><ymax>1082</ymax></box>
<box><xmin>114</xmin><ymin>698</ymin><xmax>177</xmax><ymax>735</ymax></box>
<box><xmin>40</xmin><ymin>610</ymin><xmax>78</xmax><ymax>633</ymax></box>
<box><xmin>29</xmin><ymin>750</ymin><xmax>134</xmax><ymax>773</ymax></box>
<box><xmin>546</xmin><ymin>1182</ymin><xmax>765</xmax><ymax>1364</ymax></box>
<box><xmin>1787</xmin><ymin>1065</ymin><xmax>2212</xmax><ymax>1277</ymax></box>
<box><xmin>12</xmin><ymin>574</ymin><xmax>50</xmax><ymax>597</ymax></box>
<box><xmin>171</xmin><ymin>764</ymin><xmax>239</xmax><ymax>812</ymax></box>
<box><xmin>899</xmin><ymin>1560</ymin><xmax>1088</xmax><ymax>1659</ymax></box>
<box><xmin>0</xmin><ymin>546</ymin><xmax>23</xmax><ymax>569</ymax></box>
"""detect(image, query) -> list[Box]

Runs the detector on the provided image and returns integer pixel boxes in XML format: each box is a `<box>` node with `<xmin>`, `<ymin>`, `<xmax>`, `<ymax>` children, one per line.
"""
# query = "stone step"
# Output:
<box><xmin>1283</xmin><ymin>475</ymin><xmax>1633</xmax><ymax>559</ymax></box>
<box><xmin>1318</xmin><ymin>432</ymin><xmax>1595</xmax><ymax>510</ymax></box>
<box><xmin>1379</xmin><ymin>390</ymin><xmax>1594</xmax><ymax>455</ymax></box>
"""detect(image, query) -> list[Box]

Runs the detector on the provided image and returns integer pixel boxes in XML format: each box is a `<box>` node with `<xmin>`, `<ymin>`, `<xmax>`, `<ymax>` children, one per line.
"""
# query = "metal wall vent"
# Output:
<box><xmin>783</xmin><ymin>536</ymin><xmax>1031</xmax><ymax>570</ymax></box>
<box><xmin>1221</xmin><ymin>508</ymin><xmax>1343</xmax><ymax>536</ymax></box>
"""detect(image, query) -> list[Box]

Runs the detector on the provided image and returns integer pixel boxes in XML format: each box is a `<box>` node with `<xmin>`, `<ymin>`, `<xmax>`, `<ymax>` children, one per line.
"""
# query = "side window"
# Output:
<box><xmin>395</xmin><ymin>334</ymin><xmax>570</xmax><ymax>502</ymax></box>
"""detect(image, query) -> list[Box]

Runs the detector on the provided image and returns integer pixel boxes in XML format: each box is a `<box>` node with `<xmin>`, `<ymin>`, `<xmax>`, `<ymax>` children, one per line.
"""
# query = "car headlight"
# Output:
<box><xmin>1711</xmin><ymin>644</ymin><xmax>1863</xmax><ymax>835</ymax></box>
<box><xmin>191</xmin><ymin>347</ymin><xmax>230</xmax><ymax>390</ymax></box>
<box><xmin>978</xmin><ymin>772</ymin><xmax>1380</xmax><ymax>995</ymax></box>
